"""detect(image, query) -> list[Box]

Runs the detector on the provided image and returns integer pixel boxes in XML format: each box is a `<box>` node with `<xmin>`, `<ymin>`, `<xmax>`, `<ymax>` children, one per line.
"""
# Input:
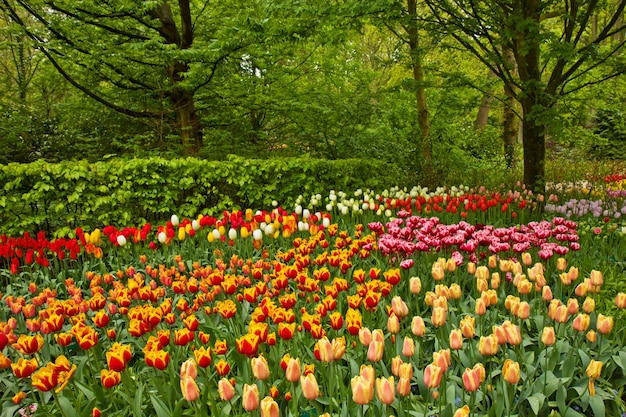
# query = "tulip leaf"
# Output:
<box><xmin>557</xmin><ymin>383</ymin><xmax>567</xmax><ymax>414</ymax></box>
<box><xmin>149</xmin><ymin>394</ymin><xmax>171</xmax><ymax>417</ymax></box>
<box><xmin>588</xmin><ymin>395</ymin><xmax>605</xmax><ymax>417</ymax></box>
<box><xmin>619</xmin><ymin>351</ymin><xmax>626</xmax><ymax>373</ymax></box>
<box><xmin>57</xmin><ymin>394</ymin><xmax>78</xmax><ymax>416</ymax></box>
<box><xmin>526</xmin><ymin>392</ymin><xmax>546</xmax><ymax>415</ymax></box>
<box><xmin>132</xmin><ymin>383</ymin><xmax>145</xmax><ymax>417</ymax></box>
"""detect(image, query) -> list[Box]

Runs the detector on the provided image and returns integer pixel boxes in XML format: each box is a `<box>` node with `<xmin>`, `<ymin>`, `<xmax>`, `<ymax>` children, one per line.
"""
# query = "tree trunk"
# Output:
<box><xmin>407</xmin><ymin>0</ymin><xmax>434</xmax><ymax>184</ymax></box>
<box><xmin>502</xmin><ymin>47</ymin><xmax>517</xmax><ymax>168</ymax></box>
<box><xmin>172</xmin><ymin>87</ymin><xmax>203</xmax><ymax>155</ymax></box>
<box><xmin>474</xmin><ymin>70</ymin><xmax>497</xmax><ymax>130</ymax></box>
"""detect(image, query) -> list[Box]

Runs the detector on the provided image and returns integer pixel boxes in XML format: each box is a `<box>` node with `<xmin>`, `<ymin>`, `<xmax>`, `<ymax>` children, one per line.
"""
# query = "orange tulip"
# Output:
<box><xmin>462</xmin><ymin>367</ymin><xmax>481</xmax><ymax>392</ymax></box>
<box><xmin>106</xmin><ymin>343</ymin><xmax>132</xmax><ymax>372</ymax></box>
<box><xmin>391</xmin><ymin>296</ymin><xmax>409</xmax><ymax>319</ymax></box>
<box><xmin>585</xmin><ymin>360</ymin><xmax>603</xmax><ymax>379</ymax></box>
<box><xmin>402</xmin><ymin>336</ymin><xmax>415</xmax><ymax>357</ymax></box>
<box><xmin>0</xmin><ymin>352</ymin><xmax>11</xmax><ymax>369</ymax></box>
<box><xmin>431</xmin><ymin>306</ymin><xmax>447</xmax><ymax>327</ymax></box>
<box><xmin>285</xmin><ymin>357</ymin><xmax>301</xmax><ymax>382</ymax></box>
<box><xmin>397</xmin><ymin>377</ymin><xmax>411</xmax><ymax>396</ymax></box>
<box><xmin>359</xmin><ymin>327</ymin><xmax>373</xmax><ymax>346</ymax></box>
<box><xmin>502</xmin><ymin>321</ymin><xmax>522</xmax><ymax>346</ymax></box>
<box><xmin>351</xmin><ymin>375</ymin><xmax>374</xmax><ymax>405</ymax></box>
<box><xmin>218</xmin><ymin>377</ymin><xmax>236</xmax><ymax>401</ymax></box>
<box><xmin>478</xmin><ymin>335</ymin><xmax>499</xmax><ymax>356</ymax></box>
<box><xmin>251</xmin><ymin>355</ymin><xmax>270</xmax><ymax>380</ymax></box>
<box><xmin>277</xmin><ymin>322</ymin><xmax>296</xmax><ymax>340</ymax></box>
<box><xmin>450</xmin><ymin>329</ymin><xmax>463</xmax><ymax>350</ymax></box>
<box><xmin>367</xmin><ymin>340</ymin><xmax>384</xmax><ymax>362</ymax></box>
<box><xmin>502</xmin><ymin>359</ymin><xmax>520</xmax><ymax>384</ymax></box>
<box><xmin>424</xmin><ymin>363</ymin><xmax>443</xmax><ymax>389</ymax></box>
<box><xmin>582</xmin><ymin>297</ymin><xmax>595</xmax><ymax>314</ymax></box>
<box><xmin>541</xmin><ymin>327</ymin><xmax>556</xmax><ymax>346</ymax></box>
<box><xmin>74</xmin><ymin>325</ymin><xmax>98</xmax><ymax>350</ymax></box>
<box><xmin>145</xmin><ymin>350</ymin><xmax>170</xmax><ymax>370</ymax></box>
<box><xmin>300</xmin><ymin>373</ymin><xmax>321</xmax><ymax>400</ymax></box>
<box><xmin>454</xmin><ymin>405</ymin><xmax>470</xmax><ymax>417</ymax></box>
<box><xmin>387</xmin><ymin>313</ymin><xmax>400</xmax><ymax>334</ymax></box>
<box><xmin>242</xmin><ymin>383</ymin><xmax>260</xmax><ymax>411</ymax></box>
<box><xmin>180</xmin><ymin>358</ymin><xmax>198</xmax><ymax>380</ymax></box>
<box><xmin>260</xmin><ymin>396</ymin><xmax>280</xmax><ymax>417</ymax></box>
<box><xmin>596</xmin><ymin>314</ymin><xmax>614</xmax><ymax>335</ymax></box>
<box><xmin>332</xmin><ymin>336</ymin><xmax>346</xmax><ymax>360</ymax></box>
<box><xmin>460</xmin><ymin>316</ymin><xmax>476</xmax><ymax>338</ymax></box>
<box><xmin>433</xmin><ymin>349</ymin><xmax>451</xmax><ymax>370</ymax></box>
<box><xmin>572</xmin><ymin>313</ymin><xmax>590</xmax><ymax>332</ymax></box>
<box><xmin>174</xmin><ymin>328</ymin><xmax>194</xmax><ymax>346</ymax></box>
<box><xmin>315</xmin><ymin>337</ymin><xmax>334</xmax><ymax>363</ymax></box>
<box><xmin>615</xmin><ymin>292</ymin><xmax>626</xmax><ymax>309</ymax></box>
<box><xmin>412</xmin><ymin>316</ymin><xmax>426</xmax><ymax>337</ymax></box>
<box><xmin>587</xmin><ymin>330</ymin><xmax>597</xmax><ymax>343</ymax></box>
<box><xmin>12</xmin><ymin>391</ymin><xmax>27</xmax><ymax>405</ymax></box>
<box><xmin>391</xmin><ymin>356</ymin><xmax>403</xmax><ymax>377</ymax></box>
<box><xmin>409</xmin><ymin>277</ymin><xmax>422</xmax><ymax>294</ymax></box>
<box><xmin>180</xmin><ymin>375</ymin><xmax>200</xmax><ymax>401</ymax></box>
<box><xmin>100</xmin><ymin>369</ymin><xmax>121</xmax><ymax>388</ymax></box>
<box><xmin>375</xmin><ymin>376</ymin><xmax>395</xmax><ymax>405</ymax></box>
<box><xmin>215</xmin><ymin>359</ymin><xmax>231</xmax><ymax>376</ymax></box>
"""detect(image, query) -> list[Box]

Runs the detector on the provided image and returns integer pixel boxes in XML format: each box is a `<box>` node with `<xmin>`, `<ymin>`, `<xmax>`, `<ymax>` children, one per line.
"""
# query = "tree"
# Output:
<box><xmin>423</xmin><ymin>0</ymin><xmax>626</xmax><ymax>192</ymax></box>
<box><xmin>0</xmin><ymin>0</ymin><xmax>254</xmax><ymax>155</ymax></box>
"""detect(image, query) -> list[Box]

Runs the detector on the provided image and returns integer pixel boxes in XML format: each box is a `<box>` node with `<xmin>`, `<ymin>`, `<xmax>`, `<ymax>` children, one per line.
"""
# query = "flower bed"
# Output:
<box><xmin>1</xmin><ymin>184</ymin><xmax>626</xmax><ymax>417</ymax></box>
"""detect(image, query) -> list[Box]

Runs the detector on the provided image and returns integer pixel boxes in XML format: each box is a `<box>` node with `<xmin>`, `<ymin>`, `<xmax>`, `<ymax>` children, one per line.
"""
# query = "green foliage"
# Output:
<box><xmin>589</xmin><ymin>108</ymin><xmax>626</xmax><ymax>160</ymax></box>
<box><xmin>0</xmin><ymin>156</ymin><xmax>401</xmax><ymax>236</ymax></box>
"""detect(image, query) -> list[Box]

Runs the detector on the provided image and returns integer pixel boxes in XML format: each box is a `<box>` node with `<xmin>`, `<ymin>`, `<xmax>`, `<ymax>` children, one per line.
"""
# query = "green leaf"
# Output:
<box><xmin>149</xmin><ymin>394</ymin><xmax>171</xmax><ymax>417</ymax></box>
<box><xmin>132</xmin><ymin>383</ymin><xmax>145</xmax><ymax>417</ymax></box>
<box><xmin>557</xmin><ymin>384</ymin><xmax>567</xmax><ymax>415</ymax></box>
<box><xmin>589</xmin><ymin>394</ymin><xmax>605</xmax><ymax>417</ymax></box>
<box><xmin>57</xmin><ymin>394</ymin><xmax>78</xmax><ymax>416</ymax></box>
<box><xmin>526</xmin><ymin>392</ymin><xmax>546</xmax><ymax>415</ymax></box>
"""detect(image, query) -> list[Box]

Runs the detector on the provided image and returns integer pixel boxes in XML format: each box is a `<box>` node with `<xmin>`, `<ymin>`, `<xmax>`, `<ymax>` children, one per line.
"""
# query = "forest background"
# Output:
<box><xmin>1</xmin><ymin>0</ymin><xmax>626</xmax><ymax>192</ymax></box>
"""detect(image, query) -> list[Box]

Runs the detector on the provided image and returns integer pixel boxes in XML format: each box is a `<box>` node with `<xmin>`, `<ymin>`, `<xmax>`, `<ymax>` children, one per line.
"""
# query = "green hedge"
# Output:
<box><xmin>0</xmin><ymin>156</ymin><xmax>402</xmax><ymax>236</ymax></box>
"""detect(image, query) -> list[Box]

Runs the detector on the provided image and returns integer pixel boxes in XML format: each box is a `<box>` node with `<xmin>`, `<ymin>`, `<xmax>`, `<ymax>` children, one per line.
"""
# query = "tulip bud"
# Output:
<box><xmin>402</xmin><ymin>336</ymin><xmax>415</xmax><ymax>357</ymax></box>
<box><xmin>218</xmin><ymin>378</ymin><xmax>235</xmax><ymax>401</ymax></box>
<box><xmin>450</xmin><ymin>329</ymin><xmax>463</xmax><ymax>350</ymax></box>
<box><xmin>251</xmin><ymin>355</ymin><xmax>270</xmax><ymax>380</ymax></box>
<box><xmin>300</xmin><ymin>374</ymin><xmax>321</xmax><ymax>400</ymax></box>
<box><xmin>180</xmin><ymin>375</ymin><xmax>200</xmax><ymax>401</ymax></box>
<box><xmin>541</xmin><ymin>326</ymin><xmax>555</xmax><ymax>346</ymax></box>
<box><xmin>375</xmin><ymin>376</ymin><xmax>395</xmax><ymax>405</ymax></box>
<box><xmin>502</xmin><ymin>359</ymin><xmax>521</xmax><ymax>384</ymax></box>
<box><xmin>242</xmin><ymin>383</ymin><xmax>260</xmax><ymax>411</ymax></box>
<box><xmin>585</xmin><ymin>359</ymin><xmax>602</xmax><ymax>379</ymax></box>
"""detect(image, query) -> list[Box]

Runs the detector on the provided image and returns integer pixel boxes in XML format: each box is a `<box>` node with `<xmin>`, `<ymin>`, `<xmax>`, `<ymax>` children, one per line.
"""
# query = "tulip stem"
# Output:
<box><xmin>424</xmin><ymin>388</ymin><xmax>430</xmax><ymax>417</ymax></box>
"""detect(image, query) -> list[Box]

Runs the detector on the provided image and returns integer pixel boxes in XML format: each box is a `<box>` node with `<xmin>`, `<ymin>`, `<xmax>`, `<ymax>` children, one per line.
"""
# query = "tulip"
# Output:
<box><xmin>460</xmin><ymin>316</ymin><xmax>476</xmax><ymax>338</ymax></box>
<box><xmin>300</xmin><ymin>373</ymin><xmax>321</xmax><ymax>400</ymax></box>
<box><xmin>587</xmin><ymin>330</ymin><xmax>597</xmax><ymax>343</ymax></box>
<box><xmin>387</xmin><ymin>313</ymin><xmax>400</xmax><ymax>334</ymax></box>
<box><xmin>409</xmin><ymin>276</ymin><xmax>422</xmax><ymax>294</ymax></box>
<box><xmin>332</xmin><ymin>336</ymin><xmax>346</xmax><ymax>360</ymax></box>
<box><xmin>475</xmin><ymin>298</ymin><xmax>487</xmax><ymax>316</ymax></box>
<box><xmin>180</xmin><ymin>375</ymin><xmax>200</xmax><ymax>401</ymax></box>
<box><xmin>450</xmin><ymin>329</ymin><xmax>463</xmax><ymax>350</ymax></box>
<box><xmin>375</xmin><ymin>376</ymin><xmax>395</xmax><ymax>405</ymax></box>
<box><xmin>194</xmin><ymin>346</ymin><xmax>212</xmax><ymax>368</ymax></box>
<box><xmin>391</xmin><ymin>296</ymin><xmax>409</xmax><ymax>318</ymax></box>
<box><xmin>391</xmin><ymin>356</ymin><xmax>403</xmax><ymax>376</ymax></box>
<box><xmin>596</xmin><ymin>314</ymin><xmax>614</xmax><ymax>335</ymax></box>
<box><xmin>351</xmin><ymin>375</ymin><xmax>374</xmax><ymax>405</ymax></box>
<box><xmin>478</xmin><ymin>335</ymin><xmax>499</xmax><ymax>356</ymax></box>
<box><xmin>242</xmin><ymin>383</ymin><xmax>260</xmax><ymax>411</ymax></box>
<box><xmin>31</xmin><ymin>363</ymin><xmax>59</xmax><ymax>392</ymax></box>
<box><xmin>359</xmin><ymin>327</ymin><xmax>372</xmax><ymax>346</ymax></box>
<box><xmin>585</xmin><ymin>360</ymin><xmax>603</xmax><ymax>379</ymax></box>
<box><xmin>106</xmin><ymin>344</ymin><xmax>131</xmax><ymax>372</ymax></box>
<box><xmin>541</xmin><ymin>326</ymin><xmax>556</xmax><ymax>346</ymax></box>
<box><xmin>11</xmin><ymin>358</ymin><xmax>38</xmax><ymax>378</ymax></box>
<box><xmin>398</xmin><ymin>363</ymin><xmax>413</xmax><ymax>380</ymax></box>
<box><xmin>360</xmin><ymin>364</ymin><xmax>375</xmax><ymax>386</ymax></box>
<box><xmin>215</xmin><ymin>359</ymin><xmax>231</xmax><ymax>376</ymax></box>
<box><xmin>502</xmin><ymin>359</ymin><xmax>521</xmax><ymax>384</ymax></box>
<box><xmin>180</xmin><ymin>359</ymin><xmax>198</xmax><ymax>380</ymax></box>
<box><xmin>285</xmin><ymin>357</ymin><xmax>301</xmax><ymax>382</ymax></box>
<box><xmin>502</xmin><ymin>321</ymin><xmax>522</xmax><ymax>345</ymax></box>
<box><xmin>454</xmin><ymin>405</ymin><xmax>470</xmax><ymax>417</ymax></box>
<box><xmin>424</xmin><ymin>363</ymin><xmax>443</xmax><ymax>389</ymax></box>
<box><xmin>615</xmin><ymin>292</ymin><xmax>626</xmax><ymax>309</ymax></box>
<box><xmin>251</xmin><ymin>355</ymin><xmax>271</xmax><ymax>380</ymax></box>
<box><xmin>277</xmin><ymin>322</ymin><xmax>296</xmax><ymax>340</ymax></box>
<box><xmin>462</xmin><ymin>367</ymin><xmax>481</xmax><ymax>392</ymax></box>
<box><xmin>412</xmin><ymin>316</ymin><xmax>426</xmax><ymax>337</ymax></box>
<box><xmin>218</xmin><ymin>378</ymin><xmax>235</xmax><ymax>401</ymax></box>
<box><xmin>572</xmin><ymin>313</ymin><xmax>590</xmax><ymax>332</ymax></box>
<box><xmin>367</xmin><ymin>340</ymin><xmax>384</xmax><ymax>362</ymax></box>
<box><xmin>431</xmin><ymin>306</ymin><xmax>447</xmax><ymax>327</ymax></box>
<box><xmin>402</xmin><ymin>336</ymin><xmax>415</xmax><ymax>357</ymax></box>
<box><xmin>542</xmin><ymin>285</ymin><xmax>553</xmax><ymax>301</ymax></box>
<box><xmin>316</xmin><ymin>337</ymin><xmax>334</xmax><ymax>363</ymax></box>
<box><xmin>14</xmin><ymin>334</ymin><xmax>44</xmax><ymax>355</ymax></box>
<box><xmin>582</xmin><ymin>297</ymin><xmax>595</xmax><ymax>314</ymax></box>
<box><xmin>236</xmin><ymin>333</ymin><xmax>260</xmax><ymax>357</ymax></box>
<box><xmin>100</xmin><ymin>369</ymin><xmax>121</xmax><ymax>388</ymax></box>
<box><xmin>397</xmin><ymin>377</ymin><xmax>411</xmax><ymax>396</ymax></box>
<box><xmin>12</xmin><ymin>391</ymin><xmax>27</xmax><ymax>405</ymax></box>
<box><xmin>260</xmin><ymin>396</ymin><xmax>280</xmax><ymax>417</ymax></box>
<box><xmin>567</xmin><ymin>298</ymin><xmax>579</xmax><ymax>315</ymax></box>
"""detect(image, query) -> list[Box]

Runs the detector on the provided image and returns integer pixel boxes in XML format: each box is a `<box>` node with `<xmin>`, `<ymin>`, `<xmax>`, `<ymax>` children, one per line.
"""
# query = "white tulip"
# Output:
<box><xmin>116</xmin><ymin>235</ymin><xmax>127</xmax><ymax>247</ymax></box>
<box><xmin>171</xmin><ymin>214</ymin><xmax>180</xmax><ymax>227</ymax></box>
